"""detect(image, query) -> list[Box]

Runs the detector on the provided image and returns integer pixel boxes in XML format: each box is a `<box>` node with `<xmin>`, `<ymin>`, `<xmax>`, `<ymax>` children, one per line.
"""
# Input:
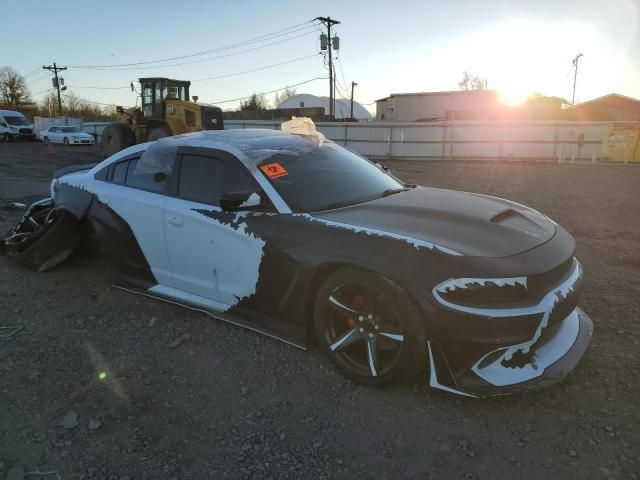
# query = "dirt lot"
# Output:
<box><xmin>1</xmin><ymin>142</ymin><xmax>639</xmax><ymax>480</ymax></box>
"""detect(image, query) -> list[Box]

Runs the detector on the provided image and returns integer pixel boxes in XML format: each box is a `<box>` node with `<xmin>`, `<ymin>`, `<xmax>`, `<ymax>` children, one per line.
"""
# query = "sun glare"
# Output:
<box><xmin>498</xmin><ymin>88</ymin><xmax>531</xmax><ymax>106</ymax></box>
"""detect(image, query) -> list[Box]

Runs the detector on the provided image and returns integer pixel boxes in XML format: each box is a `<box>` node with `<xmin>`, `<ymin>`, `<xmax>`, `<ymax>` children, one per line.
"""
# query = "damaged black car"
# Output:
<box><xmin>0</xmin><ymin>121</ymin><xmax>593</xmax><ymax>397</ymax></box>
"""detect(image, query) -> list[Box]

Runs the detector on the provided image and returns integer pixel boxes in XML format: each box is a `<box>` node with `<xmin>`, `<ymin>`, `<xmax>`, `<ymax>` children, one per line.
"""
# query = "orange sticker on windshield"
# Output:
<box><xmin>260</xmin><ymin>162</ymin><xmax>288</xmax><ymax>179</ymax></box>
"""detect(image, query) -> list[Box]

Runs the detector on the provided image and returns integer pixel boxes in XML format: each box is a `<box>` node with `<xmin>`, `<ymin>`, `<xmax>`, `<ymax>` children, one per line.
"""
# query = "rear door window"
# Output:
<box><xmin>111</xmin><ymin>160</ymin><xmax>129</xmax><ymax>184</ymax></box>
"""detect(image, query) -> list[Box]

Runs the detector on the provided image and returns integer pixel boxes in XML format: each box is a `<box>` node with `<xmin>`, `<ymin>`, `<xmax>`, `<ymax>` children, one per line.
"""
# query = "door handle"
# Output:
<box><xmin>168</xmin><ymin>216</ymin><xmax>183</xmax><ymax>227</ymax></box>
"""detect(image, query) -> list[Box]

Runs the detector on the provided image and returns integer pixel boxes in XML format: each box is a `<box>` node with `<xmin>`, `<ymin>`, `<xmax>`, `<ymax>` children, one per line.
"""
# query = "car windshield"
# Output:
<box><xmin>258</xmin><ymin>143</ymin><xmax>404</xmax><ymax>212</ymax></box>
<box><xmin>5</xmin><ymin>116</ymin><xmax>29</xmax><ymax>126</ymax></box>
<box><xmin>60</xmin><ymin>126</ymin><xmax>80</xmax><ymax>132</ymax></box>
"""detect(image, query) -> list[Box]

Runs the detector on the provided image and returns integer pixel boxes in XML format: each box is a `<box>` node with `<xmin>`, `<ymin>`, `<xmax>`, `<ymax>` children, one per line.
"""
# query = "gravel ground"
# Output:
<box><xmin>1</xmin><ymin>142</ymin><xmax>639</xmax><ymax>480</ymax></box>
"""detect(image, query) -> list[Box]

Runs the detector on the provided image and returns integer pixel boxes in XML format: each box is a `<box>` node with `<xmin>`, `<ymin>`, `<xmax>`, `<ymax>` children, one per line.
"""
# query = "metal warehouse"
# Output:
<box><xmin>375</xmin><ymin>90</ymin><xmax>500</xmax><ymax>122</ymax></box>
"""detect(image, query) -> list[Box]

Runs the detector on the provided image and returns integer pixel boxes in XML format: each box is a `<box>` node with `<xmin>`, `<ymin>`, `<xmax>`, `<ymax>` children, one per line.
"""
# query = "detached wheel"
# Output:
<box><xmin>101</xmin><ymin>123</ymin><xmax>135</xmax><ymax>156</ymax></box>
<box><xmin>1</xmin><ymin>199</ymin><xmax>80</xmax><ymax>272</ymax></box>
<box><xmin>148</xmin><ymin>126</ymin><xmax>171</xmax><ymax>141</ymax></box>
<box><xmin>314</xmin><ymin>268</ymin><xmax>427</xmax><ymax>386</ymax></box>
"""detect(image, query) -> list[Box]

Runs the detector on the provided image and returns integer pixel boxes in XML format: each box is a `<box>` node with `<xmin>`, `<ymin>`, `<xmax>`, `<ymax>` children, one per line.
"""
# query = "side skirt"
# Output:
<box><xmin>114</xmin><ymin>283</ymin><xmax>307</xmax><ymax>351</ymax></box>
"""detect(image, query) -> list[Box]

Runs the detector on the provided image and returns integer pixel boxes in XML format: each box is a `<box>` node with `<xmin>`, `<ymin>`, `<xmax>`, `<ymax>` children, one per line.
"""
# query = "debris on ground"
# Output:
<box><xmin>167</xmin><ymin>333</ymin><xmax>191</xmax><ymax>348</ymax></box>
<box><xmin>87</xmin><ymin>418</ymin><xmax>102</xmax><ymax>431</ymax></box>
<box><xmin>60</xmin><ymin>411</ymin><xmax>79</xmax><ymax>430</ymax></box>
<box><xmin>0</xmin><ymin>325</ymin><xmax>23</xmax><ymax>338</ymax></box>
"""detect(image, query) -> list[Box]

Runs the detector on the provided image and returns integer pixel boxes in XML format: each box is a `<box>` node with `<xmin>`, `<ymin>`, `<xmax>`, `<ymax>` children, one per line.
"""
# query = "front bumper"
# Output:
<box><xmin>426</xmin><ymin>258</ymin><xmax>594</xmax><ymax>397</ymax></box>
<box><xmin>70</xmin><ymin>138</ymin><xmax>95</xmax><ymax>145</ymax></box>
<box><xmin>428</xmin><ymin>307</ymin><xmax>593</xmax><ymax>397</ymax></box>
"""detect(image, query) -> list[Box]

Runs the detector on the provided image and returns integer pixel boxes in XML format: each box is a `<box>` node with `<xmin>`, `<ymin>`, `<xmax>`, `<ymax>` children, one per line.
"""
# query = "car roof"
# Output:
<box><xmin>0</xmin><ymin>110</ymin><xmax>26</xmax><ymax>116</ymax></box>
<box><xmin>144</xmin><ymin>128</ymin><xmax>326</xmax><ymax>173</ymax></box>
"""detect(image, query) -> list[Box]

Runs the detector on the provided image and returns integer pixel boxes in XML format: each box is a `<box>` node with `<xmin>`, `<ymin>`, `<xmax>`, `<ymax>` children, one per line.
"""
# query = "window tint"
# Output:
<box><xmin>178</xmin><ymin>154</ymin><xmax>257</xmax><ymax>206</ymax></box>
<box><xmin>112</xmin><ymin>160</ymin><xmax>128</xmax><ymax>184</ymax></box>
<box><xmin>258</xmin><ymin>143</ymin><xmax>403</xmax><ymax>212</ymax></box>
<box><xmin>125</xmin><ymin>158</ymin><xmax>168</xmax><ymax>193</ymax></box>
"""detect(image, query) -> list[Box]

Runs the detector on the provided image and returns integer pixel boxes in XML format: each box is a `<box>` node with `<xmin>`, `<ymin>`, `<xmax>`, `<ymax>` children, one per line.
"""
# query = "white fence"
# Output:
<box><xmin>226</xmin><ymin>119</ymin><xmax>640</xmax><ymax>162</ymax></box>
<box><xmin>80</xmin><ymin>119</ymin><xmax>640</xmax><ymax>162</ymax></box>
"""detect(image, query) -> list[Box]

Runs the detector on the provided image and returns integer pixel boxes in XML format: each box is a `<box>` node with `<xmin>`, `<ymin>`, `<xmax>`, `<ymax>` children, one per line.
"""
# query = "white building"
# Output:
<box><xmin>279</xmin><ymin>94</ymin><xmax>373</xmax><ymax>120</ymax></box>
<box><xmin>375</xmin><ymin>90</ymin><xmax>500</xmax><ymax>122</ymax></box>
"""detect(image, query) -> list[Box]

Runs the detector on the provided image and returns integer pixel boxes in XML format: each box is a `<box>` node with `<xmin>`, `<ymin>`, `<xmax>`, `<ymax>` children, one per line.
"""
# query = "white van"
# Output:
<box><xmin>0</xmin><ymin>110</ymin><xmax>36</xmax><ymax>142</ymax></box>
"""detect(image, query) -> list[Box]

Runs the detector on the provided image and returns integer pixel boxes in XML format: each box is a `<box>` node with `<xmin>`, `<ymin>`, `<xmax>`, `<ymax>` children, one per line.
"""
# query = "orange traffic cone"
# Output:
<box><xmin>47</xmin><ymin>140</ymin><xmax>55</xmax><ymax>156</ymax></box>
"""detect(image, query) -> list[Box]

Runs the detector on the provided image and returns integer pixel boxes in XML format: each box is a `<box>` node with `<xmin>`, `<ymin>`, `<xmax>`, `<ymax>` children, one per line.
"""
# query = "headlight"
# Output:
<box><xmin>9</xmin><ymin>126</ymin><xmax>18</xmax><ymax>131</ymax></box>
<box><xmin>434</xmin><ymin>276</ymin><xmax>529</xmax><ymax>308</ymax></box>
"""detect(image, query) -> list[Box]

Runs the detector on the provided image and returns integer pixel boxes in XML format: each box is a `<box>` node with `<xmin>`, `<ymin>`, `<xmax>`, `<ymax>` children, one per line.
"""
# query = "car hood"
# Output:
<box><xmin>312</xmin><ymin>186</ymin><xmax>556</xmax><ymax>257</ymax></box>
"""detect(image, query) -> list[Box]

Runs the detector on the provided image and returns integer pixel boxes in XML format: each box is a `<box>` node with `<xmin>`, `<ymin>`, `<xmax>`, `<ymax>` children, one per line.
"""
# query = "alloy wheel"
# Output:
<box><xmin>322</xmin><ymin>283</ymin><xmax>405</xmax><ymax>378</ymax></box>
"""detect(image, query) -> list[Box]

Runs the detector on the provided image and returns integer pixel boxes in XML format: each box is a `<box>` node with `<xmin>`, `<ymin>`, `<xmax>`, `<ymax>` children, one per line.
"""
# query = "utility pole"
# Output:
<box><xmin>571</xmin><ymin>53</ymin><xmax>583</xmax><ymax>105</ymax></box>
<box><xmin>316</xmin><ymin>16</ymin><xmax>340</xmax><ymax>119</ymax></box>
<box><xmin>42</xmin><ymin>62</ymin><xmax>67</xmax><ymax>115</ymax></box>
<box><xmin>350</xmin><ymin>81</ymin><xmax>358</xmax><ymax>120</ymax></box>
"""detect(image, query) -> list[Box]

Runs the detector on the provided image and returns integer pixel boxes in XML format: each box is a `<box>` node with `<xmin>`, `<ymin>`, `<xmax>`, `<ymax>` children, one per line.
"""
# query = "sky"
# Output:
<box><xmin>3</xmin><ymin>0</ymin><xmax>639</xmax><ymax>112</ymax></box>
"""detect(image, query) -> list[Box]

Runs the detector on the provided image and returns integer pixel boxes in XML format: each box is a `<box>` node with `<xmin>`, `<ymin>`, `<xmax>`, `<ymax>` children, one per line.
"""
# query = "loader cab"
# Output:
<box><xmin>140</xmin><ymin>78</ymin><xmax>191</xmax><ymax>120</ymax></box>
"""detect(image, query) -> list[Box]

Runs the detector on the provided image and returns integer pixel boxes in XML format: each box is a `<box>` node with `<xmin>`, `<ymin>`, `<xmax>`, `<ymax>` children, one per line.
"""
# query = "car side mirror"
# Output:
<box><xmin>220</xmin><ymin>191</ymin><xmax>264</xmax><ymax>212</ymax></box>
<box><xmin>374</xmin><ymin>161</ymin><xmax>390</xmax><ymax>172</ymax></box>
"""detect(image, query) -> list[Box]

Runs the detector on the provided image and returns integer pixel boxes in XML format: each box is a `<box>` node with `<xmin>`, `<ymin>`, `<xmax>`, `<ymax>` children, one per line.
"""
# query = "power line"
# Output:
<box><xmin>67</xmin><ymin>85</ymin><xmax>130</xmax><ymax>90</ymax></box>
<box><xmin>71</xmin><ymin>30</ymin><xmax>317</xmax><ymax>71</ymax></box>
<box><xmin>23</xmin><ymin>67</ymin><xmax>44</xmax><ymax>79</ymax></box>
<box><xmin>62</xmin><ymin>54</ymin><xmax>321</xmax><ymax>92</ymax></box>
<box><xmin>61</xmin><ymin>93</ymin><xmax>124</xmax><ymax>108</ymax></box>
<box><xmin>27</xmin><ymin>72</ymin><xmax>52</xmax><ymax>86</ymax></box>
<box><xmin>210</xmin><ymin>76</ymin><xmax>328</xmax><ymax>105</ymax></box>
<box><xmin>32</xmin><ymin>87</ymin><xmax>53</xmax><ymax>97</ymax></box>
<box><xmin>69</xmin><ymin>21</ymin><xmax>318</xmax><ymax>69</ymax></box>
<box><xmin>191</xmin><ymin>53</ymin><xmax>320</xmax><ymax>82</ymax></box>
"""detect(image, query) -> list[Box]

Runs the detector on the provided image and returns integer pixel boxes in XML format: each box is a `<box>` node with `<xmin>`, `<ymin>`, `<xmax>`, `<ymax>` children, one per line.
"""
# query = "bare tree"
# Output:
<box><xmin>64</xmin><ymin>90</ymin><xmax>81</xmax><ymax>114</ymax></box>
<box><xmin>239</xmin><ymin>93</ymin><xmax>269</xmax><ymax>111</ymax></box>
<box><xmin>274</xmin><ymin>87</ymin><xmax>297</xmax><ymax>107</ymax></box>
<box><xmin>458</xmin><ymin>71</ymin><xmax>488</xmax><ymax>91</ymax></box>
<box><xmin>0</xmin><ymin>66</ymin><xmax>31</xmax><ymax>109</ymax></box>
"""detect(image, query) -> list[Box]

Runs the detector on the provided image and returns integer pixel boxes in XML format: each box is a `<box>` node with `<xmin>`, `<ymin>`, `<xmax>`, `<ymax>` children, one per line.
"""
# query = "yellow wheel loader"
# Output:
<box><xmin>101</xmin><ymin>77</ymin><xmax>223</xmax><ymax>155</ymax></box>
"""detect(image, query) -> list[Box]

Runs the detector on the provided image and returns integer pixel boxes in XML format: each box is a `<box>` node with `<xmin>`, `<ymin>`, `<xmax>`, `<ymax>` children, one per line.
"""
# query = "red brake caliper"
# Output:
<box><xmin>347</xmin><ymin>293</ymin><xmax>365</xmax><ymax>328</ymax></box>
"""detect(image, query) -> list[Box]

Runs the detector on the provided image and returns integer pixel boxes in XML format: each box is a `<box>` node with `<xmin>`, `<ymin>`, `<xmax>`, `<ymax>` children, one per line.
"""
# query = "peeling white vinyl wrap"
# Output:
<box><xmin>55</xmin><ymin>173</ymin><xmax>267</xmax><ymax>310</ymax></box>
<box><xmin>432</xmin><ymin>258</ymin><xmax>584</xmax><ymax>387</ymax></box>
<box><xmin>298</xmin><ymin>214</ymin><xmax>462</xmax><ymax>256</ymax></box>
<box><xmin>435</xmin><ymin>276</ymin><xmax>527</xmax><ymax>294</ymax></box>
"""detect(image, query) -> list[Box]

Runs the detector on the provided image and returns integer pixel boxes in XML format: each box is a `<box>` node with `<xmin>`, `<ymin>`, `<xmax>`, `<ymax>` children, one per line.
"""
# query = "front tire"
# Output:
<box><xmin>1</xmin><ymin>199</ymin><xmax>80</xmax><ymax>271</ymax></box>
<box><xmin>43</xmin><ymin>136</ymin><xmax>49</xmax><ymax>144</ymax></box>
<box><xmin>3</xmin><ymin>133</ymin><xmax>12</xmax><ymax>142</ymax></box>
<box><xmin>314</xmin><ymin>268</ymin><xmax>427</xmax><ymax>386</ymax></box>
<box><xmin>101</xmin><ymin>123</ymin><xmax>135</xmax><ymax>156</ymax></box>
<box><xmin>63</xmin><ymin>137</ymin><xmax>69</xmax><ymax>145</ymax></box>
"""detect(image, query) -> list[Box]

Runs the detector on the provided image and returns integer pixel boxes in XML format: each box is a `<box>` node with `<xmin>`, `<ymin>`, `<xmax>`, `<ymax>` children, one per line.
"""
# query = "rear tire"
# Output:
<box><xmin>314</xmin><ymin>267</ymin><xmax>427</xmax><ymax>386</ymax></box>
<box><xmin>1</xmin><ymin>200</ymin><xmax>80</xmax><ymax>272</ymax></box>
<box><xmin>148</xmin><ymin>126</ymin><xmax>172</xmax><ymax>141</ymax></box>
<box><xmin>101</xmin><ymin>123</ymin><xmax>135</xmax><ymax>156</ymax></box>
